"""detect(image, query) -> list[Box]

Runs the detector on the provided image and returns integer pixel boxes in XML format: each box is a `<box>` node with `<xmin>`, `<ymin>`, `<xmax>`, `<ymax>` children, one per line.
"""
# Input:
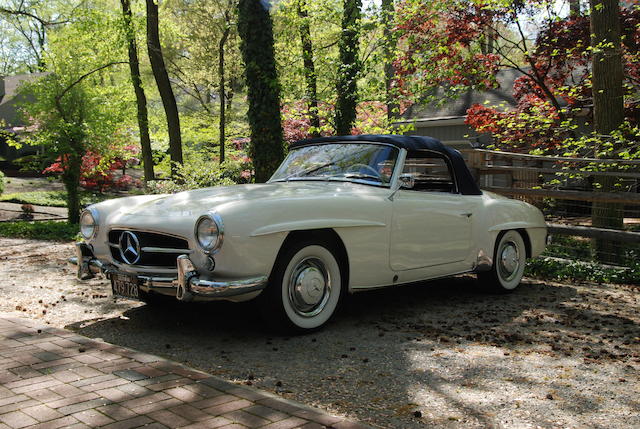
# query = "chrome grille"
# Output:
<box><xmin>108</xmin><ymin>229</ymin><xmax>189</xmax><ymax>268</ymax></box>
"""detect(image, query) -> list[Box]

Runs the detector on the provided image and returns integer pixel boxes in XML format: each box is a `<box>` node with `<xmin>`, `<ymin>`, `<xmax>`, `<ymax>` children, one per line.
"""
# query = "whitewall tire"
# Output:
<box><xmin>478</xmin><ymin>230</ymin><xmax>526</xmax><ymax>292</ymax></box>
<box><xmin>262</xmin><ymin>239</ymin><xmax>344</xmax><ymax>332</ymax></box>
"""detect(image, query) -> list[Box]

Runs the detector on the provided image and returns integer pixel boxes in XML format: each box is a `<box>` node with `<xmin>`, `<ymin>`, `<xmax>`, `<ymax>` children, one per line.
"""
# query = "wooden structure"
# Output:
<box><xmin>463</xmin><ymin>149</ymin><xmax>640</xmax><ymax>256</ymax></box>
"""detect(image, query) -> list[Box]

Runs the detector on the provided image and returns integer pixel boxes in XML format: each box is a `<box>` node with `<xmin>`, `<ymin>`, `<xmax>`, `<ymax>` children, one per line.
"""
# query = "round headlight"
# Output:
<box><xmin>195</xmin><ymin>213</ymin><xmax>224</xmax><ymax>253</ymax></box>
<box><xmin>80</xmin><ymin>209</ymin><xmax>98</xmax><ymax>240</ymax></box>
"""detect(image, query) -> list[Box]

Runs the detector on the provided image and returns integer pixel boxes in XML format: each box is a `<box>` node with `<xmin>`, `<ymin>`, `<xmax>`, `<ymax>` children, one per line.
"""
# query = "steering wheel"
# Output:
<box><xmin>345</xmin><ymin>163</ymin><xmax>381</xmax><ymax>179</ymax></box>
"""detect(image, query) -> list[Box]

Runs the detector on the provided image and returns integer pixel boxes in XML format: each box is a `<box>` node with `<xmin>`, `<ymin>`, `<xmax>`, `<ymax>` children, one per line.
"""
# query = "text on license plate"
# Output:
<box><xmin>111</xmin><ymin>273</ymin><xmax>140</xmax><ymax>299</ymax></box>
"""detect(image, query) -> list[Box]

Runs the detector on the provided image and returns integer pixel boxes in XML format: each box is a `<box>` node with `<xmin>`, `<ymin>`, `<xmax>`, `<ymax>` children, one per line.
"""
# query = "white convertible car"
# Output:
<box><xmin>72</xmin><ymin>135</ymin><xmax>546</xmax><ymax>331</ymax></box>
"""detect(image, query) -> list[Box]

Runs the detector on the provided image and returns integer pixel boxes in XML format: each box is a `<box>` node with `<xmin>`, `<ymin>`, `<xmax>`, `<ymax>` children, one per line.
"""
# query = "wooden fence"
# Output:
<box><xmin>462</xmin><ymin>148</ymin><xmax>640</xmax><ymax>265</ymax></box>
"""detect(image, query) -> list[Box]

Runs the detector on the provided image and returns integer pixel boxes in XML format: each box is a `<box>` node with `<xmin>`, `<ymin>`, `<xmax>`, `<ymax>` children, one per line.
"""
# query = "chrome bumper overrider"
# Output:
<box><xmin>69</xmin><ymin>242</ymin><xmax>268</xmax><ymax>301</ymax></box>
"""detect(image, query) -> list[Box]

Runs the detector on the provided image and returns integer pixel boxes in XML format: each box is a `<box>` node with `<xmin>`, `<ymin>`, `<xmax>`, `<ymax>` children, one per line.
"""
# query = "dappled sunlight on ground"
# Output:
<box><xmin>0</xmin><ymin>238</ymin><xmax>638</xmax><ymax>428</ymax></box>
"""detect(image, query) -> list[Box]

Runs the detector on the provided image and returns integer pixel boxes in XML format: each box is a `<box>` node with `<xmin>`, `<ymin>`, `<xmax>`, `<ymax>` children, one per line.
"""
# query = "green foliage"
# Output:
<box><xmin>163</xmin><ymin>0</ymin><xmax>242</xmax><ymax>110</ymax></box>
<box><xmin>542</xmin><ymin>234</ymin><xmax>639</xmax><ymax>267</ymax></box>
<box><xmin>0</xmin><ymin>170</ymin><xmax>4</xmax><ymax>195</ymax></box>
<box><xmin>0</xmin><ymin>191</ymin><xmax>66</xmax><ymax>207</ymax></box>
<box><xmin>14</xmin><ymin>3</ymin><xmax>134</xmax><ymax>223</ymax></box>
<box><xmin>558</xmin><ymin>121</ymin><xmax>640</xmax><ymax>161</ymax></box>
<box><xmin>526</xmin><ymin>257</ymin><xmax>640</xmax><ymax>286</ymax></box>
<box><xmin>0</xmin><ymin>191</ymin><xmax>108</xmax><ymax>208</ymax></box>
<box><xmin>0</xmin><ymin>221</ymin><xmax>79</xmax><ymax>241</ymax></box>
<box><xmin>274</xmin><ymin>0</ymin><xmax>342</xmax><ymax>104</ymax></box>
<box><xmin>147</xmin><ymin>155</ymin><xmax>248</xmax><ymax>194</ymax></box>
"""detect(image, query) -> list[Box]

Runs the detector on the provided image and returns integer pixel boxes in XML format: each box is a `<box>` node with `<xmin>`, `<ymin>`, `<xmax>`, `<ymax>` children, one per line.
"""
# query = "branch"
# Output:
<box><xmin>0</xmin><ymin>7</ymin><xmax>69</xmax><ymax>26</ymax></box>
<box><xmin>55</xmin><ymin>61</ymin><xmax>128</xmax><ymax>119</ymax></box>
<box><xmin>318</xmin><ymin>39</ymin><xmax>339</xmax><ymax>50</ymax></box>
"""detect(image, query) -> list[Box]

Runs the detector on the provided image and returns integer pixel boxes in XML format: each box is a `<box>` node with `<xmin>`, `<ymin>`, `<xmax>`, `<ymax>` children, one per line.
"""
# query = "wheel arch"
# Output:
<box><xmin>516</xmin><ymin>228</ymin><xmax>532</xmax><ymax>258</ymax></box>
<box><xmin>489</xmin><ymin>227</ymin><xmax>532</xmax><ymax>259</ymax></box>
<box><xmin>270</xmin><ymin>228</ymin><xmax>350</xmax><ymax>291</ymax></box>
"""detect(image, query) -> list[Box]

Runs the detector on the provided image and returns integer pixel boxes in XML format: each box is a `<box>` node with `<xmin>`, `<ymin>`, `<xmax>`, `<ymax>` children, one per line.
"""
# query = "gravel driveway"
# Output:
<box><xmin>1</xmin><ymin>237</ymin><xmax>638</xmax><ymax>428</ymax></box>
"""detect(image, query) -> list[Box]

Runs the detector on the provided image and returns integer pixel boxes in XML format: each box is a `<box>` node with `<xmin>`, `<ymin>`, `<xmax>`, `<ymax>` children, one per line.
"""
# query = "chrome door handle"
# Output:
<box><xmin>460</xmin><ymin>212</ymin><xmax>472</xmax><ymax>218</ymax></box>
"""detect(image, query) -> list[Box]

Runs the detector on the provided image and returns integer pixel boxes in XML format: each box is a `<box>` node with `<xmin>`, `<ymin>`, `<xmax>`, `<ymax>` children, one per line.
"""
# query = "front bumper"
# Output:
<box><xmin>69</xmin><ymin>242</ymin><xmax>268</xmax><ymax>301</ymax></box>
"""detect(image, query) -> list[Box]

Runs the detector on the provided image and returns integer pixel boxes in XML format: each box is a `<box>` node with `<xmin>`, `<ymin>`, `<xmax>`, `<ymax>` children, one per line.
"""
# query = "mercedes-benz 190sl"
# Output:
<box><xmin>72</xmin><ymin>135</ymin><xmax>547</xmax><ymax>331</ymax></box>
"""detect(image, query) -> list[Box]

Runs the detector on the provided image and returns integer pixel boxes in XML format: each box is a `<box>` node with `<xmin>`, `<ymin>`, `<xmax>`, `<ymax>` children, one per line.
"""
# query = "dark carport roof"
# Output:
<box><xmin>291</xmin><ymin>134</ymin><xmax>482</xmax><ymax>196</ymax></box>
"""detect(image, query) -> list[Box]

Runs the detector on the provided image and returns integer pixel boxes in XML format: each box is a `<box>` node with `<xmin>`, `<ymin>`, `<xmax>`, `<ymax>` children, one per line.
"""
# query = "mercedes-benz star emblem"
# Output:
<box><xmin>119</xmin><ymin>231</ymin><xmax>141</xmax><ymax>265</ymax></box>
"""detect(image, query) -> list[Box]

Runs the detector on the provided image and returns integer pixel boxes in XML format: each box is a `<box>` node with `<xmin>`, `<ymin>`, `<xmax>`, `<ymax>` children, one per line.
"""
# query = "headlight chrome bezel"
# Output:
<box><xmin>79</xmin><ymin>207</ymin><xmax>99</xmax><ymax>241</ymax></box>
<box><xmin>194</xmin><ymin>212</ymin><xmax>224</xmax><ymax>254</ymax></box>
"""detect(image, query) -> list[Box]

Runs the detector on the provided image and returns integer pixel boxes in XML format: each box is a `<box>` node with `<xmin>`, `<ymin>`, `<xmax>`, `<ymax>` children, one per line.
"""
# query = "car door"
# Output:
<box><xmin>390</xmin><ymin>151</ymin><xmax>475</xmax><ymax>271</ymax></box>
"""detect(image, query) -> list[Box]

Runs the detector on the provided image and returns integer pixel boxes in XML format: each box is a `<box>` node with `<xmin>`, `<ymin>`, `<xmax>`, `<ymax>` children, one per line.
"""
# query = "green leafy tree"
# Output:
<box><xmin>237</xmin><ymin>0</ymin><xmax>284</xmax><ymax>182</ymax></box>
<box><xmin>164</xmin><ymin>0</ymin><xmax>242</xmax><ymax>163</ymax></box>
<box><xmin>0</xmin><ymin>0</ymin><xmax>81</xmax><ymax>71</ymax></box>
<box><xmin>120</xmin><ymin>0</ymin><xmax>154</xmax><ymax>183</ymax></box>
<box><xmin>146</xmin><ymin>0</ymin><xmax>183</xmax><ymax>175</ymax></box>
<box><xmin>16</xmin><ymin>5</ymin><xmax>131</xmax><ymax>223</ymax></box>
<box><xmin>273</xmin><ymin>0</ymin><xmax>340</xmax><ymax>133</ymax></box>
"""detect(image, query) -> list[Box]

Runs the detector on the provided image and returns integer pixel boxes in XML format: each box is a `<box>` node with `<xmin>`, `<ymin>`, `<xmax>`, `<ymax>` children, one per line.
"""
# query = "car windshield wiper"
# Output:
<box><xmin>341</xmin><ymin>173</ymin><xmax>382</xmax><ymax>182</ymax></box>
<box><xmin>276</xmin><ymin>161</ymin><xmax>337</xmax><ymax>181</ymax></box>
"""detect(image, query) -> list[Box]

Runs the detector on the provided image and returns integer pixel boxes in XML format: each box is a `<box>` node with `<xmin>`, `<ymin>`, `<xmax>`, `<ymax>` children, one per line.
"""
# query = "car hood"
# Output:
<box><xmin>121</xmin><ymin>181</ymin><xmax>385</xmax><ymax>218</ymax></box>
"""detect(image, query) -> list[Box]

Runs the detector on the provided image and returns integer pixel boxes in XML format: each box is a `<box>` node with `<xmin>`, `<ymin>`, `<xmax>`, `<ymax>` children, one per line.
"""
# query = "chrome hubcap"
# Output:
<box><xmin>288</xmin><ymin>257</ymin><xmax>331</xmax><ymax>317</ymax></box>
<box><xmin>499</xmin><ymin>241</ymin><xmax>520</xmax><ymax>281</ymax></box>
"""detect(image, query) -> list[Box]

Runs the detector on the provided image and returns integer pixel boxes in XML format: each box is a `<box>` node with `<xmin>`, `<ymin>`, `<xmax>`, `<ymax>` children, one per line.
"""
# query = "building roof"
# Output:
<box><xmin>0</xmin><ymin>73</ymin><xmax>48</xmax><ymax>127</ymax></box>
<box><xmin>400</xmin><ymin>68</ymin><xmax>523</xmax><ymax>122</ymax></box>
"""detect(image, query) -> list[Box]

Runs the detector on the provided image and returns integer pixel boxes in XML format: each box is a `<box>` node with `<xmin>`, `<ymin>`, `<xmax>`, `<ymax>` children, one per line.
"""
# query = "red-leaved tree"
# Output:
<box><xmin>43</xmin><ymin>145</ymin><xmax>142</xmax><ymax>192</ymax></box>
<box><xmin>393</xmin><ymin>0</ymin><xmax>640</xmax><ymax>153</ymax></box>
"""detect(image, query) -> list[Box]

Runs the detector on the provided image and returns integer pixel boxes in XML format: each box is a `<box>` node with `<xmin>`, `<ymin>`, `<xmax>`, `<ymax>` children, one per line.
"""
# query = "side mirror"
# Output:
<box><xmin>398</xmin><ymin>174</ymin><xmax>415</xmax><ymax>189</ymax></box>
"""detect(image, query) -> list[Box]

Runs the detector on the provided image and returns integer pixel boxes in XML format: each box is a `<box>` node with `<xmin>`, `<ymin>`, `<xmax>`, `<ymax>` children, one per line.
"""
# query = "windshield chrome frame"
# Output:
<box><xmin>268</xmin><ymin>141</ymin><xmax>401</xmax><ymax>188</ymax></box>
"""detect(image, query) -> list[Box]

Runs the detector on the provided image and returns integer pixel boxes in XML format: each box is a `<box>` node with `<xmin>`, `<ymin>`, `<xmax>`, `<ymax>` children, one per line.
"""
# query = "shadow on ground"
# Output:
<box><xmin>70</xmin><ymin>277</ymin><xmax>640</xmax><ymax>428</ymax></box>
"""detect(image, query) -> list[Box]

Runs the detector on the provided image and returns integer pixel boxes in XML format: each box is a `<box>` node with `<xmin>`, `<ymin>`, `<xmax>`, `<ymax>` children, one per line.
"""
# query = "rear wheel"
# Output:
<box><xmin>478</xmin><ymin>230</ymin><xmax>526</xmax><ymax>293</ymax></box>
<box><xmin>261</xmin><ymin>238</ymin><xmax>344</xmax><ymax>332</ymax></box>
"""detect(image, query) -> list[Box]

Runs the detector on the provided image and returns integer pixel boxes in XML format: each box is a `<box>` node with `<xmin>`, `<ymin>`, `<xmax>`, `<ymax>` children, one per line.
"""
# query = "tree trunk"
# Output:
<box><xmin>146</xmin><ymin>0</ymin><xmax>183</xmax><ymax>176</ymax></box>
<box><xmin>121</xmin><ymin>0</ymin><xmax>154</xmax><ymax>183</ymax></box>
<box><xmin>297</xmin><ymin>0</ymin><xmax>320</xmax><ymax>136</ymax></box>
<box><xmin>335</xmin><ymin>0</ymin><xmax>362</xmax><ymax>135</ymax></box>
<box><xmin>63</xmin><ymin>144</ymin><xmax>82</xmax><ymax>224</ymax></box>
<box><xmin>219</xmin><ymin>16</ymin><xmax>230</xmax><ymax>163</ymax></box>
<box><xmin>237</xmin><ymin>0</ymin><xmax>284</xmax><ymax>183</ymax></box>
<box><xmin>589</xmin><ymin>0</ymin><xmax>624</xmax><ymax>263</ymax></box>
<box><xmin>570</xmin><ymin>0</ymin><xmax>581</xmax><ymax>17</ymax></box>
<box><xmin>381</xmin><ymin>0</ymin><xmax>397</xmax><ymax>121</ymax></box>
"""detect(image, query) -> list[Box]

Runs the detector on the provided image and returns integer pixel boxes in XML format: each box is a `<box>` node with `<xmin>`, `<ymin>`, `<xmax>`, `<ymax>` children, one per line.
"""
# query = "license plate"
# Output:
<box><xmin>111</xmin><ymin>272</ymin><xmax>140</xmax><ymax>299</ymax></box>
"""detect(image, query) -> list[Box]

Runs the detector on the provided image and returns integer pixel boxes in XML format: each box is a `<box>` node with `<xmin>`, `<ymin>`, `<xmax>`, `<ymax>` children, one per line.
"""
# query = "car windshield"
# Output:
<box><xmin>269</xmin><ymin>143</ymin><xmax>399</xmax><ymax>187</ymax></box>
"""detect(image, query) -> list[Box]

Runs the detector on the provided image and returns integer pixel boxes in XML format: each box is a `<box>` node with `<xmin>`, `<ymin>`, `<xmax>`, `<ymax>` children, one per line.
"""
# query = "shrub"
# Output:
<box><xmin>147</xmin><ymin>157</ymin><xmax>251</xmax><ymax>194</ymax></box>
<box><xmin>0</xmin><ymin>170</ymin><xmax>4</xmax><ymax>195</ymax></box>
<box><xmin>0</xmin><ymin>221</ymin><xmax>79</xmax><ymax>241</ymax></box>
<box><xmin>526</xmin><ymin>257</ymin><xmax>640</xmax><ymax>286</ymax></box>
<box><xmin>43</xmin><ymin>145</ymin><xmax>142</xmax><ymax>192</ymax></box>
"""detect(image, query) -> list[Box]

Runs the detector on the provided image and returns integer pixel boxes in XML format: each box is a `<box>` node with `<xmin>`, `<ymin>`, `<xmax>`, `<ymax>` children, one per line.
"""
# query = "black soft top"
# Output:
<box><xmin>291</xmin><ymin>134</ymin><xmax>482</xmax><ymax>196</ymax></box>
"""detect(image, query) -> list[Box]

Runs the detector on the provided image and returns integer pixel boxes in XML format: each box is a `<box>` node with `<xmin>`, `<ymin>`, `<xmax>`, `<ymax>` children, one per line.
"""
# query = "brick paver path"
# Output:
<box><xmin>0</xmin><ymin>315</ymin><xmax>369</xmax><ymax>429</ymax></box>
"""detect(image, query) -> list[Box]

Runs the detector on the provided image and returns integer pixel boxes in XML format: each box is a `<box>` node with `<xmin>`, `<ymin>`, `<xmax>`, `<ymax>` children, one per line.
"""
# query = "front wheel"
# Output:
<box><xmin>261</xmin><ymin>239</ymin><xmax>344</xmax><ymax>332</ymax></box>
<box><xmin>478</xmin><ymin>230</ymin><xmax>526</xmax><ymax>293</ymax></box>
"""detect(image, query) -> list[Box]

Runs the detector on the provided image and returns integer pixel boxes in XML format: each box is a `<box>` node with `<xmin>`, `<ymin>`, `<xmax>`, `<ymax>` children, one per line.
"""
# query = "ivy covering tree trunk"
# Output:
<box><xmin>381</xmin><ymin>0</ymin><xmax>396</xmax><ymax>121</ymax></box>
<box><xmin>335</xmin><ymin>0</ymin><xmax>361</xmax><ymax>135</ymax></box>
<box><xmin>297</xmin><ymin>0</ymin><xmax>320</xmax><ymax>136</ymax></box>
<box><xmin>589</xmin><ymin>0</ymin><xmax>624</xmax><ymax>263</ymax></box>
<box><xmin>237</xmin><ymin>0</ymin><xmax>284</xmax><ymax>182</ymax></box>
<box><xmin>146</xmin><ymin>0</ymin><xmax>183</xmax><ymax>175</ymax></box>
<box><xmin>121</xmin><ymin>0</ymin><xmax>154</xmax><ymax>183</ymax></box>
